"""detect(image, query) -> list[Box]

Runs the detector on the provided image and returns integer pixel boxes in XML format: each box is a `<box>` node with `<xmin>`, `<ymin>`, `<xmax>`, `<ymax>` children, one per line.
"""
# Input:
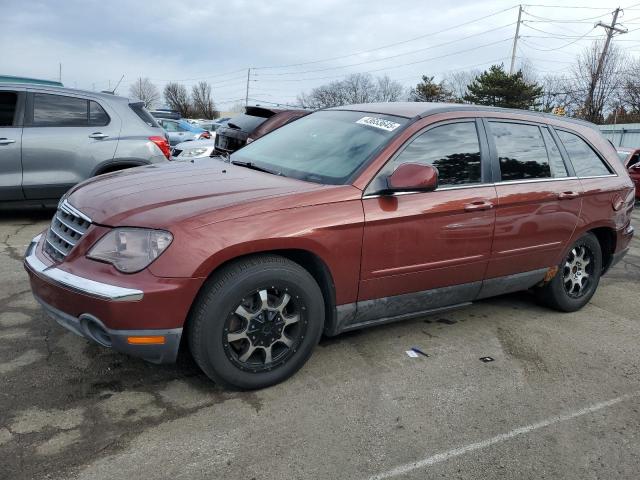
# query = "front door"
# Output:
<box><xmin>0</xmin><ymin>90</ymin><xmax>24</xmax><ymax>201</ymax></box>
<box><xmin>484</xmin><ymin>120</ymin><xmax>582</xmax><ymax>281</ymax></box>
<box><xmin>357</xmin><ymin>119</ymin><xmax>496</xmax><ymax>324</ymax></box>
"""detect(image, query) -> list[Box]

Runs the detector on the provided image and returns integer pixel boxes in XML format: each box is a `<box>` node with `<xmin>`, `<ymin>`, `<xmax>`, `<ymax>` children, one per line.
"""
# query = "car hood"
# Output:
<box><xmin>65</xmin><ymin>160</ymin><xmax>351</xmax><ymax>228</ymax></box>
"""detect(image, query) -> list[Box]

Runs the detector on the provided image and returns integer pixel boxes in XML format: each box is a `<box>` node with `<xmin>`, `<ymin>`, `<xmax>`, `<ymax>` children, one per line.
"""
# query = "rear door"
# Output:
<box><xmin>358</xmin><ymin>119</ymin><xmax>496</xmax><ymax>321</ymax></box>
<box><xmin>0</xmin><ymin>89</ymin><xmax>25</xmax><ymax>201</ymax></box>
<box><xmin>21</xmin><ymin>91</ymin><xmax>119</xmax><ymax>199</ymax></box>
<box><xmin>485</xmin><ymin>120</ymin><xmax>582</xmax><ymax>280</ymax></box>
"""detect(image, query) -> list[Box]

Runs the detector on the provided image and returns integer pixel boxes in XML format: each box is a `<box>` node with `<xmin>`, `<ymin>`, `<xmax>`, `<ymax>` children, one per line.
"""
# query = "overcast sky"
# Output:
<box><xmin>3</xmin><ymin>0</ymin><xmax>640</xmax><ymax>109</ymax></box>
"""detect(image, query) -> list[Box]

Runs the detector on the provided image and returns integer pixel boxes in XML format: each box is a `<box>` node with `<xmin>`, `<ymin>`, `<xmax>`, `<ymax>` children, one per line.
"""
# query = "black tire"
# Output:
<box><xmin>536</xmin><ymin>232</ymin><xmax>602</xmax><ymax>312</ymax></box>
<box><xmin>188</xmin><ymin>254</ymin><xmax>324</xmax><ymax>390</ymax></box>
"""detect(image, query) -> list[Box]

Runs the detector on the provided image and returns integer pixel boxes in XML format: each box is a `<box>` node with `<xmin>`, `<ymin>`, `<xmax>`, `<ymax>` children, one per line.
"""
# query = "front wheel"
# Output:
<box><xmin>536</xmin><ymin>232</ymin><xmax>602</xmax><ymax>312</ymax></box>
<box><xmin>188</xmin><ymin>255</ymin><xmax>324</xmax><ymax>389</ymax></box>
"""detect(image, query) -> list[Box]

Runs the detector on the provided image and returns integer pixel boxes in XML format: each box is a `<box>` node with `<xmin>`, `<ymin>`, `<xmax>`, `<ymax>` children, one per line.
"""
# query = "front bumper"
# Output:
<box><xmin>24</xmin><ymin>234</ymin><xmax>201</xmax><ymax>364</ymax></box>
<box><xmin>34</xmin><ymin>294</ymin><xmax>182</xmax><ymax>364</ymax></box>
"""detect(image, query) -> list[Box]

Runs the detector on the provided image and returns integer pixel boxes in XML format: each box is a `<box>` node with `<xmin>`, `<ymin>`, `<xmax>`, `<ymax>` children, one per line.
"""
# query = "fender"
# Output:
<box><xmin>90</xmin><ymin>158</ymin><xmax>149</xmax><ymax>177</ymax></box>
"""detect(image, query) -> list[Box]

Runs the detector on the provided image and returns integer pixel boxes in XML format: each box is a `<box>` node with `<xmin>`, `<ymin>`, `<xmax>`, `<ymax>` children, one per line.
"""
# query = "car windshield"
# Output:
<box><xmin>230</xmin><ymin>110</ymin><xmax>408</xmax><ymax>184</ymax></box>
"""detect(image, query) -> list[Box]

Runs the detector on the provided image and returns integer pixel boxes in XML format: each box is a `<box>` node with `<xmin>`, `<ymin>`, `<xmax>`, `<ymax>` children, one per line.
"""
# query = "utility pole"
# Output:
<box><xmin>245</xmin><ymin>68</ymin><xmax>251</xmax><ymax>107</ymax></box>
<box><xmin>58</xmin><ymin>63</ymin><xmax>62</xmax><ymax>83</ymax></box>
<box><xmin>509</xmin><ymin>5</ymin><xmax>523</xmax><ymax>75</ymax></box>
<box><xmin>584</xmin><ymin>7</ymin><xmax>627</xmax><ymax>119</ymax></box>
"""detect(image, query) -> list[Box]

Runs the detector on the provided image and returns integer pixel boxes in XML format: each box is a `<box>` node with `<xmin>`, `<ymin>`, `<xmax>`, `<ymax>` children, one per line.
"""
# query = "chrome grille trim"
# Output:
<box><xmin>44</xmin><ymin>200</ymin><xmax>92</xmax><ymax>262</ymax></box>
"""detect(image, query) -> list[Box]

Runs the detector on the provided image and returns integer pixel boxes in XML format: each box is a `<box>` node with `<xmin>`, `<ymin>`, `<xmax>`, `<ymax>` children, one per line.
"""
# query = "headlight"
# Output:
<box><xmin>87</xmin><ymin>228</ymin><xmax>173</xmax><ymax>273</ymax></box>
<box><xmin>178</xmin><ymin>147</ymin><xmax>214</xmax><ymax>158</ymax></box>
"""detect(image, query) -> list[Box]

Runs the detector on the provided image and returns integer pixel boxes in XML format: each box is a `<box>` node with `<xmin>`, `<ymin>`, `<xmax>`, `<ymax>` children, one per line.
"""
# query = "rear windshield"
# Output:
<box><xmin>231</xmin><ymin>110</ymin><xmax>408</xmax><ymax>184</ymax></box>
<box><xmin>130</xmin><ymin>103</ymin><xmax>160</xmax><ymax>128</ymax></box>
<box><xmin>226</xmin><ymin>114</ymin><xmax>269</xmax><ymax>133</ymax></box>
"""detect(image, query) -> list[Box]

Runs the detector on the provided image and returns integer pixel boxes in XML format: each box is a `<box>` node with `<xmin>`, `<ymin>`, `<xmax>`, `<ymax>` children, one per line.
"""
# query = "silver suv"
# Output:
<box><xmin>0</xmin><ymin>84</ymin><xmax>170</xmax><ymax>205</ymax></box>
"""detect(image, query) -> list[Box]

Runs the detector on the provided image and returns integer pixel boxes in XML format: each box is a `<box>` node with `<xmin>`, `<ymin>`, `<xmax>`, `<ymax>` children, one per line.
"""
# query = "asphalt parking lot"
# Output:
<box><xmin>1</xmin><ymin>208</ymin><xmax>639</xmax><ymax>480</ymax></box>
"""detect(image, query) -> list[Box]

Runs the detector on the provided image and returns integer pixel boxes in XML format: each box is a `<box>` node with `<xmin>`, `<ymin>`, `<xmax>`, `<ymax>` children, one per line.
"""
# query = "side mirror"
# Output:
<box><xmin>386</xmin><ymin>163</ymin><xmax>438</xmax><ymax>193</ymax></box>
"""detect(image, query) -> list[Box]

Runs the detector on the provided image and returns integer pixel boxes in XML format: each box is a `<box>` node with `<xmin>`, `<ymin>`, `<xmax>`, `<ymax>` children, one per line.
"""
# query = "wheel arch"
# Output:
<box><xmin>185</xmin><ymin>248</ymin><xmax>338</xmax><ymax>338</ymax></box>
<box><xmin>589</xmin><ymin>226</ymin><xmax>616</xmax><ymax>274</ymax></box>
<box><xmin>91</xmin><ymin>158</ymin><xmax>148</xmax><ymax>176</ymax></box>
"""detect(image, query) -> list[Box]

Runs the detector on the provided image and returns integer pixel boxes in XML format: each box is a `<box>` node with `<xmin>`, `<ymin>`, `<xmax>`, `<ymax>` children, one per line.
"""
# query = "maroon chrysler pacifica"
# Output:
<box><xmin>25</xmin><ymin>103</ymin><xmax>635</xmax><ymax>389</ymax></box>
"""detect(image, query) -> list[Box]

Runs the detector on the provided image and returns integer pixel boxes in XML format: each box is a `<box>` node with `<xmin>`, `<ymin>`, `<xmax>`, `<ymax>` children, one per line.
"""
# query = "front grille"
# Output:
<box><xmin>44</xmin><ymin>200</ymin><xmax>92</xmax><ymax>262</ymax></box>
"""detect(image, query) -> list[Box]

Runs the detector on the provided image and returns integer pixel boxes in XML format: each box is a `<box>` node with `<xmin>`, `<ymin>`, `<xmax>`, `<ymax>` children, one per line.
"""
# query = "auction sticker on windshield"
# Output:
<box><xmin>356</xmin><ymin>116</ymin><xmax>401</xmax><ymax>132</ymax></box>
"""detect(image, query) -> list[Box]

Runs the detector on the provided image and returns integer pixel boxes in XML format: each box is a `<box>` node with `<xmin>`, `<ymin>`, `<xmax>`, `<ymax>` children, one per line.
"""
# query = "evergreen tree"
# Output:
<box><xmin>409</xmin><ymin>76</ymin><xmax>453</xmax><ymax>102</ymax></box>
<box><xmin>464</xmin><ymin>65</ymin><xmax>543</xmax><ymax>109</ymax></box>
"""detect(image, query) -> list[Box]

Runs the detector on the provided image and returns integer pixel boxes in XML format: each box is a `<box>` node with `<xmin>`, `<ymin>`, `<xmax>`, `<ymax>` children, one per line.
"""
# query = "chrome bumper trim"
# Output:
<box><xmin>25</xmin><ymin>234</ymin><xmax>144</xmax><ymax>302</ymax></box>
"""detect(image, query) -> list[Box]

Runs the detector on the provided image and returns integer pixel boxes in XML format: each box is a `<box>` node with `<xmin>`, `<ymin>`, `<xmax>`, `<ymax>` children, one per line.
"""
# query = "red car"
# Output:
<box><xmin>25</xmin><ymin>103</ymin><xmax>635</xmax><ymax>389</ymax></box>
<box><xmin>617</xmin><ymin>147</ymin><xmax>640</xmax><ymax>199</ymax></box>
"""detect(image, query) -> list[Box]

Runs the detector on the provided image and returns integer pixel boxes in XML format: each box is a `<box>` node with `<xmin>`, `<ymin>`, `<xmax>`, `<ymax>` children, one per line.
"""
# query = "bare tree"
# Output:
<box><xmin>570</xmin><ymin>41</ymin><xmax>625</xmax><ymax>123</ymax></box>
<box><xmin>163</xmin><ymin>83</ymin><xmax>191</xmax><ymax>117</ymax></box>
<box><xmin>297</xmin><ymin>73</ymin><xmax>403</xmax><ymax>108</ymax></box>
<box><xmin>621</xmin><ymin>57</ymin><xmax>640</xmax><ymax>114</ymax></box>
<box><xmin>376</xmin><ymin>75</ymin><xmax>404</xmax><ymax>102</ymax></box>
<box><xmin>443</xmin><ymin>70</ymin><xmax>480</xmax><ymax>102</ymax></box>
<box><xmin>129</xmin><ymin>77</ymin><xmax>160</xmax><ymax>109</ymax></box>
<box><xmin>191</xmin><ymin>81</ymin><xmax>218</xmax><ymax>118</ymax></box>
<box><xmin>538</xmin><ymin>74</ymin><xmax>576</xmax><ymax>114</ymax></box>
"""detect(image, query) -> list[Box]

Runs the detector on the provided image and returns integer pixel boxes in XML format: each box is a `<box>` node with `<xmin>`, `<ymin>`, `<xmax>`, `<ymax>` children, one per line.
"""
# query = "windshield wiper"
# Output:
<box><xmin>231</xmin><ymin>160</ymin><xmax>283</xmax><ymax>176</ymax></box>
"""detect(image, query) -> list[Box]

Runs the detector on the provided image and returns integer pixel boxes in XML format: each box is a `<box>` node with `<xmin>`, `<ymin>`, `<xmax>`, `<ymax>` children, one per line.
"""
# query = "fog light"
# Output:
<box><xmin>127</xmin><ymin>336</ymin><xmax>166</xmax><ymax>345</ymax></box>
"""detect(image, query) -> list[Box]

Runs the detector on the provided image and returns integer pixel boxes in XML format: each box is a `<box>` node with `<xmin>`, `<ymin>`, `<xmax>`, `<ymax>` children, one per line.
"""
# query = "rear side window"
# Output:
<box><xmin>390</xmin><ymin>121</ymin><xmax>482</xmax><ymax>186</ymax></box>
<box><xmin>490</xmin><ymin>122</ymin><xmax>552</xmax><ymax>180</ymax></box>
<box><xmin>129</xmin><ymin>103</ymin><xmax>160</xmax><ymax>128</ymax></box>
<box><xmin>0</xmin><ymin>92</ymin><xmax>17</xmax><ymax>127</ymax></box>
<box><xmin>540</xmin><ymin>128</ymin><xmax>568</xmax><ymax>178</ymax></box>
<box><xmin>33</xmin><ymin>93</ymin><xmax>87</xmax><ymax>127</ymax></box>
<box><xmin>89</xmin><ymin>101</ymin><xmax>109</xmax><ymax>126</ymax></box>
<box><xmin>556</xmin><ymin>130</ymin><xmax>612</xmax><ymax>177</ymax></box>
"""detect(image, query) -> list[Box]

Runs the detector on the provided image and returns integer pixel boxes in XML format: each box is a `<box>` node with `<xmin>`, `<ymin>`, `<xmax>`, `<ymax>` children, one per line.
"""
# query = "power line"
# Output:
<box><xmin>255</xmin><ymin>38</ymin><xmax>513</xmax><ymax>83</ymax></box>
<box><xmin>252</xmin><ymin>5</ymin><xmax>518</xmax><ymax>70</ymax></box>
<box><xmin>254</xmin><ymin>23</ymin><xmax>517</xmax><ymax>77</ymax></box>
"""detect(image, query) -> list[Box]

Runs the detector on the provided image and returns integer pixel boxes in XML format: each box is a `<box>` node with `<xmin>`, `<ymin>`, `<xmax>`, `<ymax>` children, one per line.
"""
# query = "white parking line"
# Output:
<box><xmin>368</xmin><ymin>391</ymin><xmax>639</xmax><ymax>480</ymax></box>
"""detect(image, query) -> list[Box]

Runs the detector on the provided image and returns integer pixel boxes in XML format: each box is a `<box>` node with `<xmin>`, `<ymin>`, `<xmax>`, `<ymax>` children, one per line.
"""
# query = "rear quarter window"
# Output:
<box><xmin>556</xmin><ymin>130</ymin><xmax>612</xmax><ymax>177</ymax></box>
<box><xmin>129</xmin><ymin>103</ymin><xmax>160</xmax><ymax>128</ymax></box>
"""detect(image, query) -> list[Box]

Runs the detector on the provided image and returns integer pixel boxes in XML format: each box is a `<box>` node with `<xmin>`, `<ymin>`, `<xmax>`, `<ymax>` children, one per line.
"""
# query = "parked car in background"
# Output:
<box><xmin>150</xmin><ymin>108</ymin><xmax>180</xmax><ymax>120</ymax></box>
<box><xmin>158</xmin><ymin>118</ymin><xmax>211</xmax><ymax>146</ymax></box>
<box><xmin>25</xmin><ymin>102</ymin><xmax>634</xmax><ymax>390</ymax></box>
<box><xmin>617</xmin><ymin>147</ymin><xmax>640</xmax><ymax>199</ymax></box>
<box><xmin>0</xmin><ymin>84</ymin><xmax>170</xmax><ymax>205</ymax></box>
<box><xmin>194</xmin><ymin>119</ymin><xmax>228</xmax><ymax>133</ymax></box>
<box><xmin>214</xmin><ymin>107</ymin><xmax>308</xmax><ymax>154</ymax></box>
<box><xmin>171</xmin><ymin>138</ymin><xmax>217</xmax><ymax>160</ymax></box>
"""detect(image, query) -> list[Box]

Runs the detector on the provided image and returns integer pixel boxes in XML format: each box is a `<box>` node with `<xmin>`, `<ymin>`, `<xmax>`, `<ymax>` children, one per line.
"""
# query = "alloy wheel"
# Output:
<box><xmin>562</xmin><ymin>245</ymin><xmax>595</xmax><ymax>298</ymax></box>
<box><xmin>223</xmin><ymin>287</ymin><xmax>307</xmax><ymax>372</ymax></box>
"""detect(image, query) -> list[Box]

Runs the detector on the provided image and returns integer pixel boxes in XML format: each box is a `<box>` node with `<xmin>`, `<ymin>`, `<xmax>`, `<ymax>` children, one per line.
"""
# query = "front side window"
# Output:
<box><xmin>556</xmin><ymin>130</ymin><xmax>612</xmax><ymax>177</ymax></box>
<box><xmin>490</xmin><ymin>122</ymin><xmax>551</xmax><ymax>181</ymax></box>
<box><xmin>33</xmin><ymin>93</ymin><xmax>88</xmax><ymax>127</ymax></box>
<box><xmin>384</xmin><ymin>121</ymin><xmax>482</xmax><ymax>187</ymax></box>
<box><xmin>231</xmin><ymin>110</ymin><xmax>408</xmax><ymax>184</ymax></box>
<box><xmin>0</xmin><ymin>91</ymin><xmax>18</xmax><ymax>127</ymax></box>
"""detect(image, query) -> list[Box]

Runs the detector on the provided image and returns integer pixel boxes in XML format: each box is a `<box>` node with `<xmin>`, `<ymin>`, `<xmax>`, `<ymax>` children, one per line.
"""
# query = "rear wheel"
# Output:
<box><xmin>188</xmin><ymin>255</ymin><xmax>324</xmax><ymax>389</ymax></box>
<box><xmin>536</xmin><ymin>232</ymin><xmax>602</xmax><ymax>312</ymax></box>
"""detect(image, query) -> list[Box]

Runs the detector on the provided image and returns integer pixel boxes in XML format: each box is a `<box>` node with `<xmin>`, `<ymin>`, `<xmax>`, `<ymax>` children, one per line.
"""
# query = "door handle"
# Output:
<box><xmin>0</xmin><ymin>138</ymin><xmax>16</xmax><ymax>145</ymax></box>
<box><xmin>558</xmin><ymin>191</ymin><xmax>579</xmax><ymax>200</ymax></box>
<box><xmin>88</xmin><ymin>132</ymin><xmax>109</xmax><ymax>140</ymax></box>
<box><xmin>464</xmin><ymin>200</ymin><xmax>494</xmax><ymax>212</ymax></box>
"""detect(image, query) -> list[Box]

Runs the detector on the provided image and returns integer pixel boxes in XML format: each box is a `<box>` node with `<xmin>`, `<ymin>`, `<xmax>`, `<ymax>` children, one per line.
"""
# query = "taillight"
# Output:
<box><xmin>149</xmin><ymin>136</ymin><xmax>171</xmax><ymax>160</ymax></box>
<box><xmin>199</xmin><ymin>131</ymin><xmax>211</xmax><ymax>139</ymax></box>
